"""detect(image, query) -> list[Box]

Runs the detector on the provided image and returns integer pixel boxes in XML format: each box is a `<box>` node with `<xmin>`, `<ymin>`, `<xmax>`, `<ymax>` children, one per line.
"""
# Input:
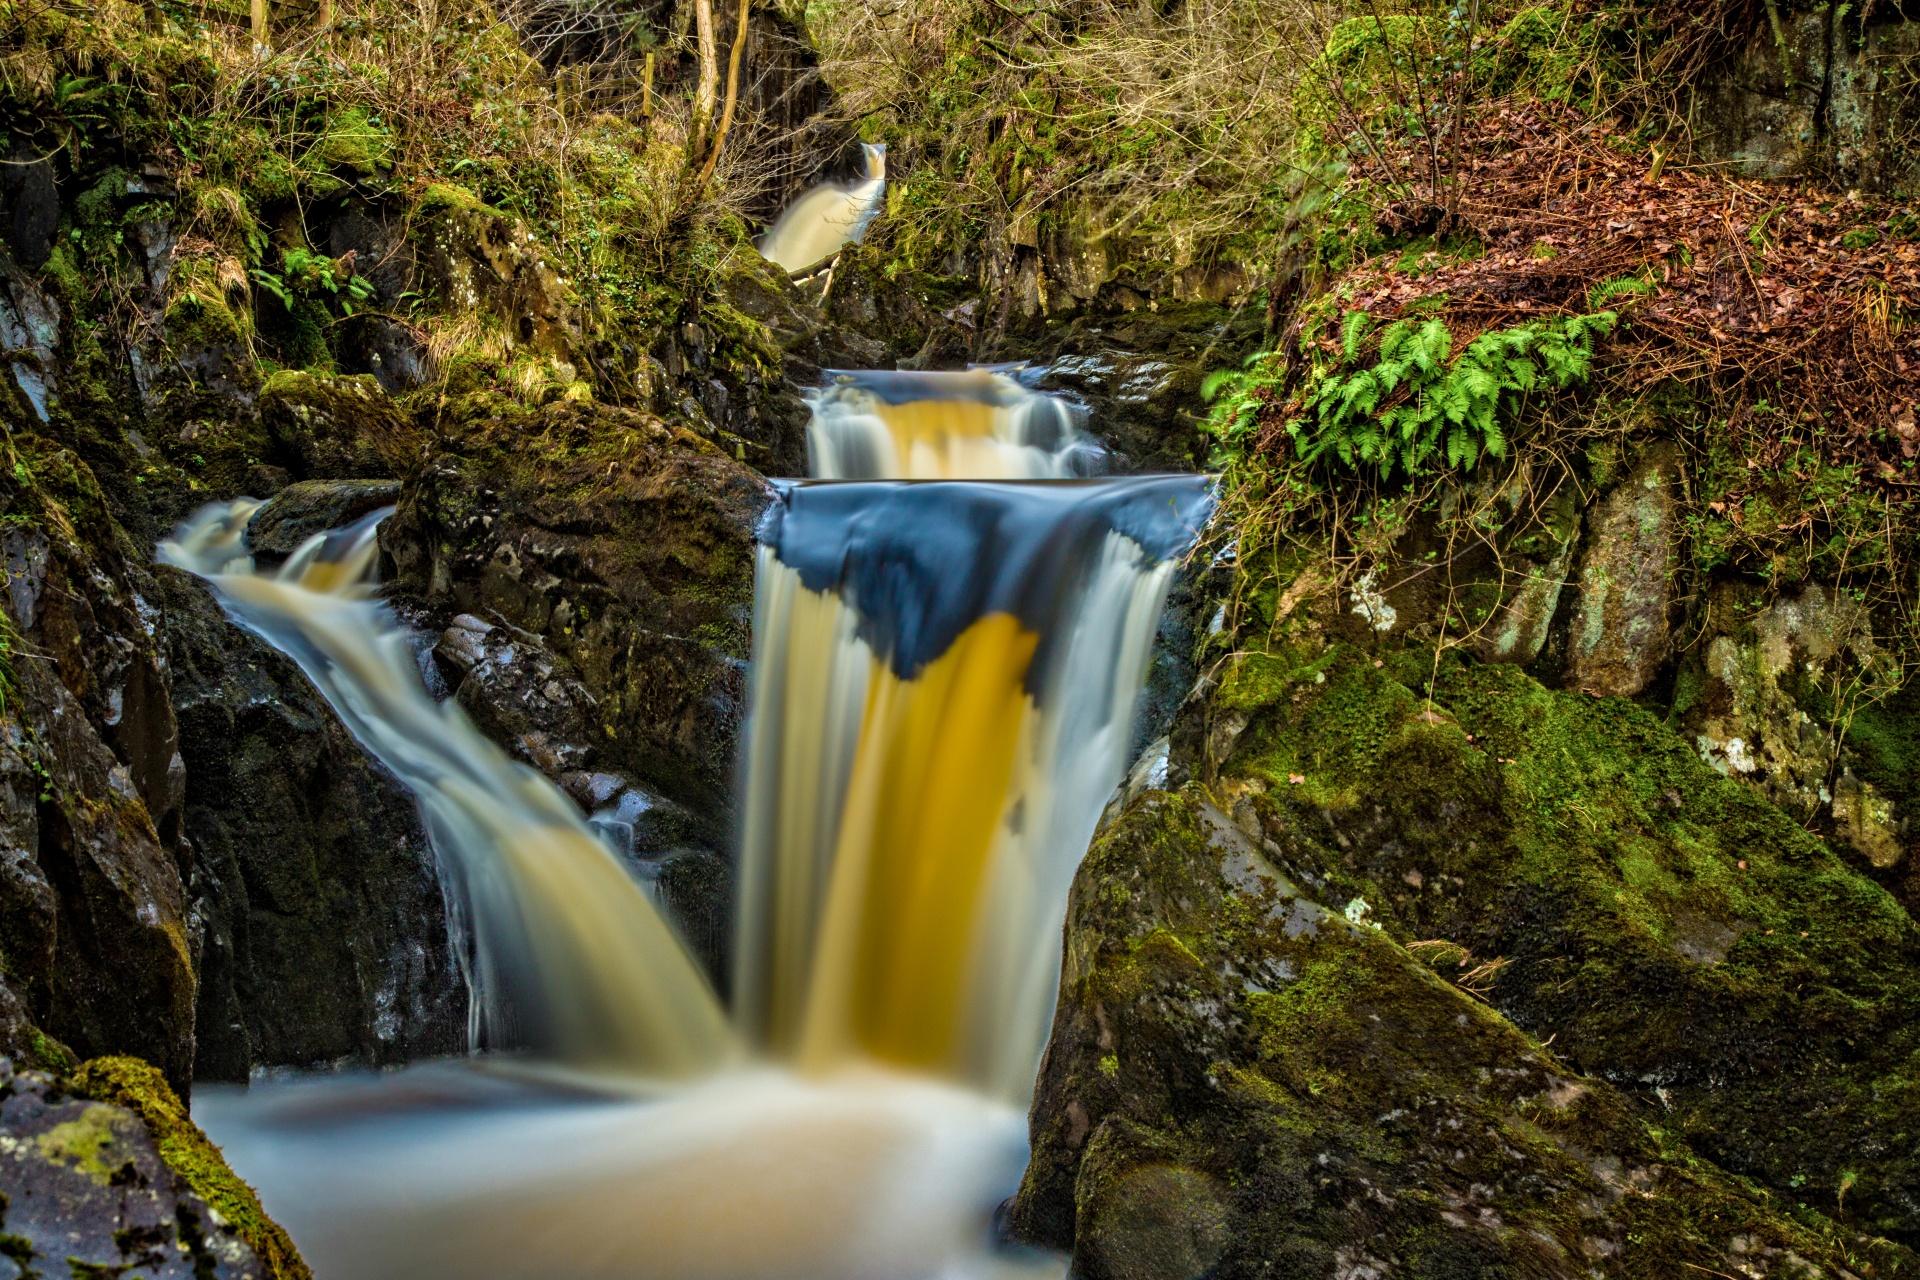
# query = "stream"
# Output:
<box><xmin>175</xmin><ymin>365</ymin><xmax>1209</xmax><ymax>1278</ymax></box>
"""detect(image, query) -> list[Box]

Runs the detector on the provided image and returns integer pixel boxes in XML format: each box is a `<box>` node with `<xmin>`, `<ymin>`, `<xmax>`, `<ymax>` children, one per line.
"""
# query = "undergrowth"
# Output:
<box><xmin>0</xmin><ymin>0</ymin><xmax>767</xmax><ymax>395</ymax></box>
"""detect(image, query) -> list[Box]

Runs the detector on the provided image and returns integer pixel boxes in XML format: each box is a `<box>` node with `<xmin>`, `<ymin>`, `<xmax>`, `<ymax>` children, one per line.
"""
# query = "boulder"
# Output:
<box><xmin>245</xmin><ymin>478</ymin><xmax>402</xmax><ymax>562</ymax></box>
<box><xmin>1190</xmin><ymin>638</ymin><xmax>1920</xmax><ymax>1242</ymax></box>
<box><xmin>256</xmin><ymin>370</ymin><xmax>421</xmax><ymax>481</ymax></box>
<box><xmin>432</xmin><ymin>612</ymin><xmax>703</xmax><ymax>852</ymax></box>
<box><xmin>385</xmin><ymin>396</ymin><xmax>769</xmax><ymax>842</ymax></box>
<box><xmin>1012</xmin><ymin>785</ymin><xmax>1914</xmax><ymax>1277</ymax></box>
<box><xmin>1567</xmin><ymin>444</ymin><xmax>1680</xmax><ymax>696</ymax></box>
<box><xmin>0</xmin><ymin>1055</ymin><xmax>309</xmax><ymax>1279</ymax></box>
<box><xmin>413</xmin><ymin>184</ymin><xmax>579</xmax><ymax>359</ymax></box>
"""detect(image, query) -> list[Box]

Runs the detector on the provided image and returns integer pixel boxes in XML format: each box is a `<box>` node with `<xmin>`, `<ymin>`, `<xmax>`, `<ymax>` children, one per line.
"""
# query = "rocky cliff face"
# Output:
<box><xmin>1695</xmin><ymin>11</ymin><xmax>1920</xmax><ymax>191</ymax></box>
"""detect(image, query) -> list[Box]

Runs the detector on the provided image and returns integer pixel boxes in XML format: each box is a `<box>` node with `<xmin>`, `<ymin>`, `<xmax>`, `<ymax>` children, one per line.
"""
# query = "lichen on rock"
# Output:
<box><xmin>0</xmin><ymin>1055</ymin><xmax>310</xmax><ymax>1279</ymax></box>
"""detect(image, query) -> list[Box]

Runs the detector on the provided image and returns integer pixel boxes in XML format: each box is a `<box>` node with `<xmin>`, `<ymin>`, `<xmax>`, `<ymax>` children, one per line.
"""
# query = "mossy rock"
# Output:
<box><xmin>1201</xmin><ymin>638</ymin><xmax>1920</xmax><ymax>1242</ymax></box>
<box><xmin>257</xmin><ymin>370</ymin><xmax>421</xmax><ymax>480</ymax></box>
<box><xmin>384</xmin><ymin>396</ymin><xmax>769</xmax><ymax>839</ymax></box>
<box><xmin>69</xmin><ymin>1055</ymin><xmax>311</xmax><ymax>1279</ymax></box>
<box><xmin>1013</xmin><ymin>787</ymin><xmax>1917</xmax><ymax>1278</ymax></box>
<box><xmin>245</xmin><ymin>478</ymin><xmax>402</xmax><ymax>560</ymax></box>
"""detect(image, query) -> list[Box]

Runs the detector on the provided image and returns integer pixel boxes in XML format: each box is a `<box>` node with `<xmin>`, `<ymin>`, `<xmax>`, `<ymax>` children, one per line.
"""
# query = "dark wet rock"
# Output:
<box><xmin>1188</xmin><ymin>640</ymin><xmax>1920</xmax><ymax>1243</ymax></box>
<box><xmin>1012</xmin><ymin>785</ymin><xmax>1918</xmax><ymax>1278</ymax></box>
<box><xmin>1015</xmin><ymin>301</ymin><xmax>1263</xmax><ymax>472</ymax></box>
<box><xmin>0</xmin><ymin>649</ymin><xmax>195</xmax><ymax>1095</ymax></box>
<box><xmin>315</xmin><ymin>205</ymin><xmax>429</xmax><ymax>393</ymax></box>
<box><xmin>154</xmin><ymin>568</ymin><xmax>464</xmax><ymax>1082</ymax></box>
<box><xmin>1567</xmin><ymin>443</ymin><xmax>1680</xmax><ymax>697</ymax></box>
<box><xmin>0</xmin><ymin>148</ymin><xmax>59</xmax><ymax>271</ymax></box>
<box><xmin>246</xmin><ymin>478</ymin><xmax>401</xmax><ymax>562</ymax></box>
<box><xmin>257</xmin><ymin>370</ymin><xmax>420</xmax><ymax>481</ymax></box>
<box><xmin>0</xmin><ymin>442</ymin><xmax>195</xmax><ymax>1093</ymax></box>
<box><xmin>436</xmin><ymin>611</ymin><xmax>609</xmax><ymax>777</ymax></box>
<box><xmin>430</xmin><ymin>610</ymin><xmax>727</xmax><ymax>983</ymax></box>
<box><xmin>386</xmin><ymin>396</ymin><xmax>769</xmax><ymax>842</ymax></box>
<box><xmin>434</xmin><ymin>612</ymin><xmax>700</xmax><ymax>841</ymax></box>
<box><xmin>648</xmin><ymin>849</ymin><xmax>733</xmax><ymax>993</ymax></box>
<box><xmin>0</xmin><ymin>264</ymin><xmax>60</xmax><ymax>429</ymax></box>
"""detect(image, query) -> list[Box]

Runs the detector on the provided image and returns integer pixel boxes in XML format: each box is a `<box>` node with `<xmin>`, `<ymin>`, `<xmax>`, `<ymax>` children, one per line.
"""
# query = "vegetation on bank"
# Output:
<box><xmin>0</xmin><ymin>0</ymin><xmax>781</xmax><ymax>417</ymax></box>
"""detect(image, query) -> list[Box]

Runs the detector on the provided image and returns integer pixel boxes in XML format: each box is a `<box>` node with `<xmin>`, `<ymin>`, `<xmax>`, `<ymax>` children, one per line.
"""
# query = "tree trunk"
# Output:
<box><xmin>689</xmin><ymin>0</ymin><xmax>750</xmax><ymax>194</ymax></box>
<box><xmin>250</xmin><ymin>0</ymin><xmax>269</xmax><ymax>50</ymax></box>
<box><xmin>693</xmin><ymin>0</ymin><xmax>718</xmax><ymax>150</ymax></box>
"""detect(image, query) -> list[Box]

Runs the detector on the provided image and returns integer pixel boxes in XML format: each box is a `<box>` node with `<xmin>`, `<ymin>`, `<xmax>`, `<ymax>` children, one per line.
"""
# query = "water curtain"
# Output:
<box><xmin>757</xmin><ymin>142</ymin><xmax>888</xmax><ymax>274</ymax></box>
<box><xmin>808</xmin><ymin>369</ymin><xmax>1097</xmax><ymax>480</ymax></box>
<box><xmin>159</xmin><ymin>503</ymin><xmax>737</xmax><ymax>1079</ymax></box>
<box><xmin>737</xmin><ymin>476</ymin><xmax>1214</xmax><ymax>1100</ymax></box>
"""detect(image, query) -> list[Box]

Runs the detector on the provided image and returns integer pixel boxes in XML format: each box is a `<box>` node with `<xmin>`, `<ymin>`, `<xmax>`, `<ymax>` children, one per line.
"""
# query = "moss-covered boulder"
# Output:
<box><xmin>0</xmin><ymin>1054</ymin><xmax>310</xmax><ymax>1279</ymax></box>
<box><xmin>1013</xmin><ymin>785</ymin><xmax>1916</xmax><ymax>1278</ymax></box>
<box><xmin>385</xmin><ymin>395</ymin><xmax>768</xmax><ymax>840</ymax></box>
<box><xmin>257</xmin><ymin>370</ymin><xmax>422</xmax><ymax>481</ymax></box>
<box><xmin>413</xmin><ymin>184</ymin><xmax>579</xmax><ymax>360</ymax></box>
<box><xmin>1189</xmin><ymin>637</ymin><xmax>1920</xmax><ymax>1244</ymax></box>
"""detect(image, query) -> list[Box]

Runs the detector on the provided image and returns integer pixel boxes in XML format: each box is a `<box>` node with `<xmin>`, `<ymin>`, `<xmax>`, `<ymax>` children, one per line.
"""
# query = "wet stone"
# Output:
<box><xmin>246</xmin><ymin>479</ymin><xmax>402</xmax><ymax>562</ymax></box>
<box><xmin>1568</xmin><ymin>444</ymin><xmax>1681</xmax><ymax>697</ymax></box>
<box><xmin>0</xmin><ymin>1065</ymin><xmax>271</xmax><ymax>1279</ymax></box>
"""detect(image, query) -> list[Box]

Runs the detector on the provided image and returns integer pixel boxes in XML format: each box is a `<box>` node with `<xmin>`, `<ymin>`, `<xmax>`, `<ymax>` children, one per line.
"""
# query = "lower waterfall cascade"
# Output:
<box><xmin>185</xmin><ymin>375</ymin><xmax>1211</xmax><ymax>1279</ymax></box>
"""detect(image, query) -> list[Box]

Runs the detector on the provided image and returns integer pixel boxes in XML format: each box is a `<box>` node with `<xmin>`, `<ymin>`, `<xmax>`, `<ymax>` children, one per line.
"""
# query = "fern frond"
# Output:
<box><xmin>1341</xmin><ymin>310</ymin><xmax>1374</xmax><ymax>362</ymax></box>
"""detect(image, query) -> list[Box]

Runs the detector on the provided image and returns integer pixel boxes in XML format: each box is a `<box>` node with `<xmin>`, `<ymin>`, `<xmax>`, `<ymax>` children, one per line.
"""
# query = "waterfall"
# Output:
<box><xmin>807</xmin><ymin>368</ymin><xmax>1098</xmax><ymax>479</ymax></box>
<box><xmin>737</xmin><ymin>476</ymin><xmax>1211</xmax><ymax>1099</ymax></box>
<box><xmin>187</xmin><ymin>365</ymin><xmax>1209</xmax><ymax>1280</ymax></box>
<box><xmin>159</xmin><ymin>502</ymin><xmax>737</xmax><ymax>1080</ymax></box>
<box><xmin>757</xmin><ymin>142</ymin><xmax>888</xmax><ymax>274</ymax></box>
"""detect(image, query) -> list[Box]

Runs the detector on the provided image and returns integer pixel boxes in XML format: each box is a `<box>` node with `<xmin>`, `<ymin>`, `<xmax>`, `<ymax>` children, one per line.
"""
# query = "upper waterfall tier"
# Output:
<box><xmin>806</xmin><ymin>368</ymin><xmax>1099</xmax><ymax>479</ymax></box>
<box><xmin>758</xmin><ymin>476</ymin><xmax>1210</xmax><ymax>684</ymax></box>
<box><xmin>757</xmin><ymin>142</ymin><xmax>888</xmax><ymax>274</ymax></box>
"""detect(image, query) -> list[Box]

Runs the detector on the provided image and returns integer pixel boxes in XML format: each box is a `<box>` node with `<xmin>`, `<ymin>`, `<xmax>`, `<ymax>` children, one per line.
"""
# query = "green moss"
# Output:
<box><xmin>72</xmin><ymin>1057</ymin><xmax>311</xmax><ymax>1280</ymax></box>
<box><xmin>33</xmin><ymin>1104</ymin><xmax>131</xmax><ymax>1184</ymax></box>
<box><xmin>419</xmin><ymin>182</ymin><xmax>488</xmax><ymax>214</ymax></box>
<box><xmin>1017</xmin><ymin>785</ymin><xmax>1918</xmax><ymax>1273</ymax></box>
<box><xmin>1215</xmin><ymin>635</ymin><xmax>1920</xmax><ymax>1238</ymax></box>
<box><xmin>312</xmin><ymin>106</ymin><xmax>394</xmax><ymax>178</ymax></box>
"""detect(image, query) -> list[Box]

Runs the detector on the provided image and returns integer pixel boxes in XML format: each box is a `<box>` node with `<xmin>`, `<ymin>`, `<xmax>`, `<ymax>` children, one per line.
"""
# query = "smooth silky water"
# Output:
<box><xmin>178</xmin><ymin>378</ymin><xmax>1211</xmax><ymax>1279</ymax></box>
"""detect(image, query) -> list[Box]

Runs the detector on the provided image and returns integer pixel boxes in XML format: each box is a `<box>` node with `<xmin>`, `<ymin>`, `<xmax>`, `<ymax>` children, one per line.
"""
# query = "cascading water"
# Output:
<box><xmin>757</xmin><ymin>142</ymin><xmax>888</xmax><ymax>274</ymax></box>
<box><xmin>738</xmin><ymin>477</ymin><xmax>1208</xmax><ymax>1099</ymax></box>
<box><xmin>807</xmin><ymin>368</ymin><xmax>1099</xmax><ymax>480</ymax></box>
<box><xmin>160</xmin><ymin>504</ymin><xmax>736</xmax><ymax>1078</ymax></box>
<box><xmin>188</xmin><ymin>375</ymin><xmax>1209</xmax><ymax>1279</ymax></box>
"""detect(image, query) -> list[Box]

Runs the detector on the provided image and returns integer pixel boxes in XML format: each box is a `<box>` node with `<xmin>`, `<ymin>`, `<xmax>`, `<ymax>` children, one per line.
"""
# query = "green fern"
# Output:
<box><xmin>1586</xmin><ymin>274</ymin><xmax>1654</xmax><ymax>312</ymax></box>
<box><xmin>1288</xmin><ymin>308</ymin><xmax>1616</xmax><ymax>477</ymax></box>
